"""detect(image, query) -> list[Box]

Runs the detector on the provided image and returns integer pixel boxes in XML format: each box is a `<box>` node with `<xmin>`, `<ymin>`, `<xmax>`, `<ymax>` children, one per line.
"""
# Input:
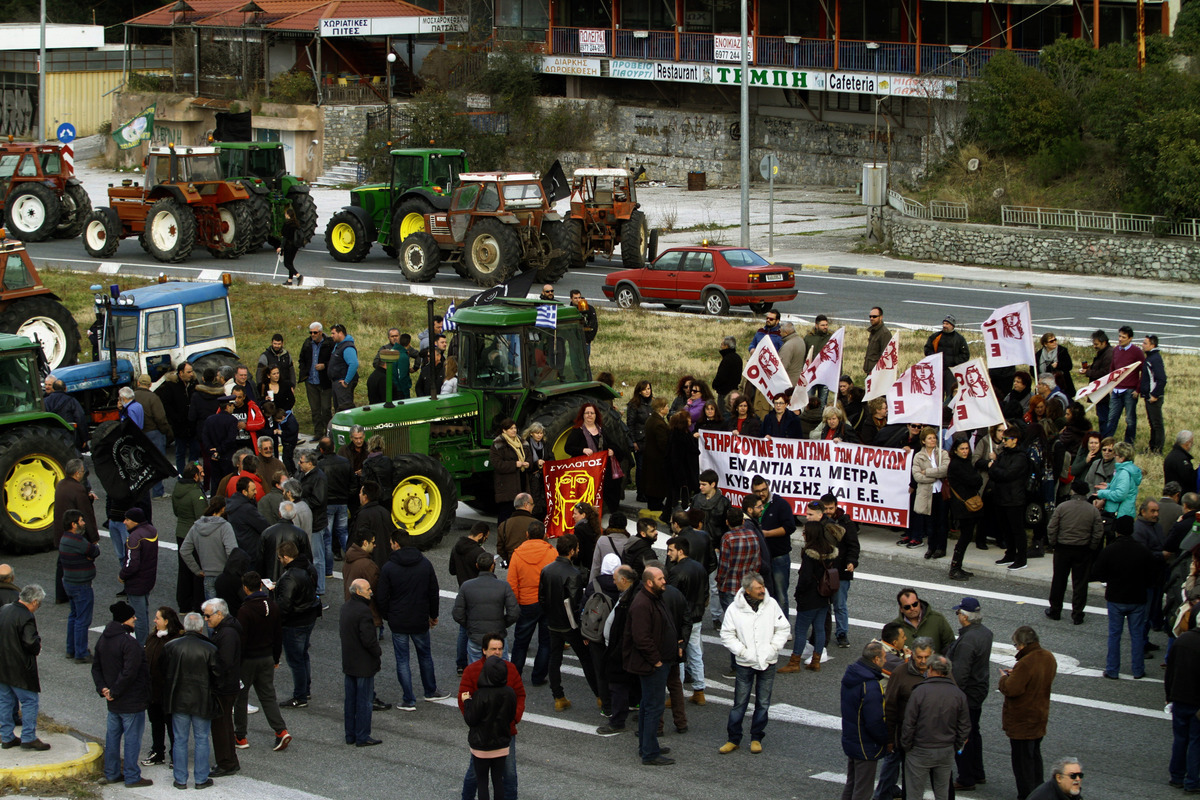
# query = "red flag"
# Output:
<box><xmin>543</xmin><ymin>453</ymin><xmax>608</xmax><ymax>537</ymax></box>
<box><xmin>1074</xmin><ymin>363</ymin><xmax>1139</xmax><ymax>408</ymax></box>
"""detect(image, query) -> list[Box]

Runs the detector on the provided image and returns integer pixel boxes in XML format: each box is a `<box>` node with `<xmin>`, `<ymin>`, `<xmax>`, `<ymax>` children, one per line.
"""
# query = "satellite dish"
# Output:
<box><xmin>967</xmin><ymin>158</ymin><xmax>980</xmax><ymax>172</ymax></box>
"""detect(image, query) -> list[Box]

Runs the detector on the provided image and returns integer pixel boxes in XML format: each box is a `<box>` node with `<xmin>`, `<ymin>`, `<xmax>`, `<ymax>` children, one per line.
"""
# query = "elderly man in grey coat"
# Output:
<box><xmin>453</xmin><ymin>553</ymin><xmax>520</xmax><ymax>663</ymax></box>
<box><xmin>901</xmin><ymin>654</ymin><xmax>971</xmax><ymax>800</ymax></box>
<box><xmin>946</xmin><ymin>598</ymin><xmax>994</xmax><ymax>791</ymax></box>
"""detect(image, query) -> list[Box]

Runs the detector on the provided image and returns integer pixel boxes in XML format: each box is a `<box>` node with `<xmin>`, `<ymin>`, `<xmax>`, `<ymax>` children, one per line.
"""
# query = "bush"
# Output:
<box><xmin>351</xmin><ymin>129</ymin><xmax>395</xmax><ymax>184</ymax></box>
<box><xmin>270</xmin><ymin>70</ymin><xmax>316</xmax><ymax>104</ymax></box>
<box><xmin>126</xmin><ymin>72</ymin><xmax>163</xmax><ymax>93</ymax></box>
<box><xmin>1028</xmin><ymin>136</ymin><xmax>1088</xmax><ymax>186</ymax></box>
<box><xmin>1125</xmin><ymin>109</ymin><xmax>1200</xmax><ymax>218</ymax></box>
<box><xmin>966</xmin><ymin>51</ymin><xmax>1078</xmax><ymax>155</ymax></box>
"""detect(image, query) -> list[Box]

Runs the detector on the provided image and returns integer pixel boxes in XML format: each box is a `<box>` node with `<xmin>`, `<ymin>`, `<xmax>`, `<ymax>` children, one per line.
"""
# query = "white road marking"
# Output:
<box><xmin>98</xmin><ymin>263</ymin><xmax>121</xmax><ymax>274</ymax></box>
<box><xmin>197</xmin><ymin>269</ymin><xmax>223</xmax><ymax>281</ymax></box>
<box><xmin>847</xmin><ymin>570</ymin><xmax>1108</xmax><ymax>616</ymax></box>
<box><xmin>810</xmin><ymin>771</ymin><xmax>935</xmax><ymax>799</ymax></box>
<box><xmin>903</xmin><ymin>300</ymin><xmax>996</xmax><ymax>312</ymax></box>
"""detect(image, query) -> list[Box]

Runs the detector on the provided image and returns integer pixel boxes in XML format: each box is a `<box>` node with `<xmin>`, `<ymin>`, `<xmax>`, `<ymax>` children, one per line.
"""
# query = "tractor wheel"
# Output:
<box><xmin>389</xmin><ymin>453</ymin><xmax>457</xmax><ymax>550</ymax></box>
<box><xmin>5</xmin><ymin>183</ymin><xmax>61</xmax><ymax>242</ymax></box>
<box><xmin>464</xmin><ymin>218</ymin><xmax>521</xmax><ymax>287</ymax></box>
<box><xmin>564</xmin><ymin>218</ymin><xmax>588</xmax><ymax>270</ymax></box>
<box><xmin>536</xmin><ymin>220</ymin><xmax>570</xmax><ymax>284</ymax></box>
<box><xmin>288</xmin><ymin>190</ymin><xmax>319</xmax><ymax>245</ymax></box>
<box><xmin>82</xmin><ymin>208</ymin><xmax>121</xmax><ymax>258</ymax></box>
<box><xmin>703</xmin><ymin>289</ymin><xmax>730</xmax><ymax>317</ymax></box>
<box><xmin>647</xmin><ymin>227</ymin><xmax>659</xmax><ymax>262</ymax></box>
<box><xmin>0</xmin><ymin>297</ymin><xmax>81</xmax><ymax>371</ymax></box>
<box><xmin>390</xmin><ymin>197</ymin><xmax>436</xmax><ymax>248</ymax></box>
<box><xmin>207</xmin><ymin>200</ymin><xmax>252</xmax><ymax>259</ymax></box>
<box><xmin>138</xmin><ymin>232</ymin><xmax>150</xmax><ymax>253</ymax></box>
<box><xmin>398</xmin><ymin>232</ymin><xmax>441</xmax><ymax>282</ymax></box>
<box><xmin>192</xmin><ymin>352</ymin><xmax>240</xmax><ymax>377</ymax></box>
<box><xmin>0</xmin><ymin>424</ymin><xmax>74</xmax><ymax>553</ymax></box>
<box><xmin>325</xmin><ymin>210</ymin><xmax>371</xmax><ymax>263</ymax></box>
<box><xmin>528</xmin><ymin>395</ymin><xmax>634</xmax><ymax>470</ymax></box>
<box><xmin>748</xmin><ymin>302</ymin><xmax>774</xmax><ymax>314</ymax></box>
<box><xmin>614</xmin><ymin>283</ymin><xmax>640</xmax><ymax>310</ymax></box>
<box><xmin>620</xmin><ymin>209</ymin><xmax>648</xmax><ymax>270</ymax></box>
<box><xmin>54</xmin><ymin>183</ymin><xmax>92</xmax><ymax>239</ymax></box>
<box><xmin>382</xmin><ymin>245</ymin><xmax>399</xmax><ymax>258</ymax></box>
<box><xmin>240</xmin><ymin>187</ymin><xmax>271</xmax><ymax>250</ymax></box>
<box><xmin>144</xmin><ymin>198</ymin><xmax>196</xmax><ymax>263</ymax></box>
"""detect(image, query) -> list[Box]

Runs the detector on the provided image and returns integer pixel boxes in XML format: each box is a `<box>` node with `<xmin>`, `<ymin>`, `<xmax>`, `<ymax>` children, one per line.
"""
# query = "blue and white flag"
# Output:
<box><xmin>443</xmin><ymin>304</ymin><xmax>457</xmax><ymax>331</ymax></box>
<box><xmin>535</xmin><ymin>304</ymin><xmax>557</xmax><ymax>330</ymax></box>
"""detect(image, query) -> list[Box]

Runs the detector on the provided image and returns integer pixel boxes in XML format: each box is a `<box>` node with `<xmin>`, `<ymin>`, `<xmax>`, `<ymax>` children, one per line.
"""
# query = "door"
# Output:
<box><xmin>675</xmin><ymin>249</ymin><xmax>714</xmax><ymax>301</ymax></box>
<box><xmin>636</xmin><ymin>249</ymin><xmax>684</xmax><ymax>300</ymax></box>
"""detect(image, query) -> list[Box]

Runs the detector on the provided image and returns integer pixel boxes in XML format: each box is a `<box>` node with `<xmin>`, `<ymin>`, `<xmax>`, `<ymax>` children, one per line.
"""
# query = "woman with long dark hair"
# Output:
<box><xmin>276</xmin><ymin>205</ymin><xmax>302</xmax><ymax>285</ymax></box>
<box><xmin>669</xmin><ymin>375</ymin><xmax>695</xmax><ymax>416</ymax></box>
<box><xmin>258</xmin><ymin>365</ymin><xmax>295</xmax><ymax>413</ymax></box>
<box><xmin>686</xmin><ymin>379</ymin><xmax>714</xmax><ymax>429</ymax></box>
<box><xmin>665</xmin><ymin>410</ymin><xmax>699</xmax><ymax>522</ymax></box>
<box><xmin>694</xmin><ymin>400</ymin><xmax>725</xmax><ymax>434</ymax></box>
<box><xmin>642</xmin><ymin>397</ymin><xmax>670</xmax><ymax>515</ymax></box>
<box><xmin>947</xmin><ymin>436</ymin><xmax>986</xmax><ymax>581</ymax></box>
<box><xmin>725</xmin><ymin>395</ymin><xmax>761</xmax><ymax>437</ymax></box>
<box><xmin>142</xmin><ymin>606</ymin><xmax>184</xmax><ymax>767</ymax></box>
<box><xmin>565</xmin><ymin>403</ymin><xmax>626</xmax><ymax>511</ymax></box>
<box><xmin>572</xmin><ymin>501</ymin><xmax>602</xmax><ymax>574</ymax></box>
<box><xmin>627</xmin><ymin>381</ymin><xmax>653</xmax><ymax>502</ymax></box>
<box><xmin>490</xmin><ymin>418</ymin><xmax>530</xmax><ymax>526</ymax></box>
<box><xmin>461</xmin><ymin>655</ymin><xmax>517</xmax><ymax>800</ymax></box>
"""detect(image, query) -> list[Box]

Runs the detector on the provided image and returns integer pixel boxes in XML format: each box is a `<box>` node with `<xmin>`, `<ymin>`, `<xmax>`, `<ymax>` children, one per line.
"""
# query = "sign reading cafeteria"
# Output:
<box><xmin>698</xmin><ymin>431</ymin><xmax>914</xmax><ymax>527</ymax></box>
<box><xmin>319</xmin><ymin>15</ymin><xmax>468</xmax><ymax>37</ymax></box>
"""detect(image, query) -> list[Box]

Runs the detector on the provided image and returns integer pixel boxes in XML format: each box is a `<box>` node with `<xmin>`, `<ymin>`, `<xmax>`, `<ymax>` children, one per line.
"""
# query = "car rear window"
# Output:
<box><xmin>723</xmin><ymin>249</ymin><xmax>771</xmax><ymax>267</ymax></box>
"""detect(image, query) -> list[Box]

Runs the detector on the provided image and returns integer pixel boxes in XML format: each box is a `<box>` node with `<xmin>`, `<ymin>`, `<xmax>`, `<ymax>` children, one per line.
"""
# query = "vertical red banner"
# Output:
<box><xmin>542</xmin><ymin>453</ymin><xmax>608</xmax><ymax>538</ymax></box>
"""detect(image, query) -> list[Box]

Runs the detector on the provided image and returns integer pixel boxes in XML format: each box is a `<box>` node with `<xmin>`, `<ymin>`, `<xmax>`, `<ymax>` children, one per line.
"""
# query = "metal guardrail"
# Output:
<box><xmin>1002</xmin><ymin>205</ymin><xmax>1200</xmax><ymax>241</ymax></box>
<box><xmin>888</xmin><ymin>189</ymin><xmax>968</xmax><ymax>221</ymax></box>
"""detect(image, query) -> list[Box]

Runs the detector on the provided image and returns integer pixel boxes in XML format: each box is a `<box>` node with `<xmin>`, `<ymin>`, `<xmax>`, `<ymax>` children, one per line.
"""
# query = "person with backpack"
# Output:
<box><xmin>589</xmin><ymin>513</ymin><xmax>632</xmax><ymax>583</ymax></box>
<box><xmin>460</xmin><ymin>655</ymin><xmax>518</xmax><ymax>800</ymax></box>
<box><xmin>581</xmin><ymin>554</ymin><xmax>621</xmax><ymax>717</ymax></box>
<box><xmin>538</xmin><ymin>535</ymin><xmax>599</xmax><ymax>712</ymax></box>
<box><xmin>779</xmin><ymin>504</ymin><xmax>843</xmax><ymax>674</ymax></box>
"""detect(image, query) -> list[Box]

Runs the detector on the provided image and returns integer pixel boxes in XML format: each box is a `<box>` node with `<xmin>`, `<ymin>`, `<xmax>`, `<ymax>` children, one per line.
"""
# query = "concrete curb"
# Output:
<box><xmin>785</xmin><ymin>261</ymin><xmax>945</xmax><ymax>283</ymax></box>
<box><xmin>0</xmin><ymin>740</ymin><xmax>102</xmax><ymax>783</ymax></box>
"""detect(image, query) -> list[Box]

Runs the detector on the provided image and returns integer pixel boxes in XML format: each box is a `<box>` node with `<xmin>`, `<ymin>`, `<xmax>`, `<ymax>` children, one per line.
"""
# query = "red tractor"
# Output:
<box><xmin>565</xmin><ymin>167</ymin><xmax>654</xmax><ymax>270</ymax></box>
<box><xmin>82</xmin><ymin>145</ymin><xmax>253</xmax><ymax>263</ymax></box>
<box><xmin>0</xmin><ymin>140</ymin><xmax>92</xmax><ymax>242</ymax></box>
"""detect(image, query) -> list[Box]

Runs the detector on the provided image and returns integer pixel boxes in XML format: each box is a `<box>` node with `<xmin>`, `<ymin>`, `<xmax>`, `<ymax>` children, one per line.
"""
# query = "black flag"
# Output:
<box><xmin>542</xmin><ymin>159</ymin><xmax>570</xmax><ymax>204</ymax></box>
<box><xmin>213</xmin><ymin>110</ymin><xmax>253</xmax><ymax>142</ymax></box>
<box><xmin>90</xmin><ymin>419</ymin><xmax>178</xmax><ymax>502</ymax></box>
<box><xmin>457</xmin><ymin>269</ymin><xmax>538</xmax><ymax>309</ymax></box>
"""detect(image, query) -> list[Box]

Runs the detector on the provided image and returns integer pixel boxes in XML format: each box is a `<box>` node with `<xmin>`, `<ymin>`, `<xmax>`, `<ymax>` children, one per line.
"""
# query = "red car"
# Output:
<box><xmin>602</xmin><ymin>244</ymin><xmax>797</xmax><ymax>316</ymax></box>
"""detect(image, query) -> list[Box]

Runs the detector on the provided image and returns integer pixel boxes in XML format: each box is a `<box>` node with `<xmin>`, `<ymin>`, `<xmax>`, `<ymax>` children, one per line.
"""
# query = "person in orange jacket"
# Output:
<box><xmin>506</xmin><ymin>521</ymin><xmax>556</xmax><ymax>686</ymax></box>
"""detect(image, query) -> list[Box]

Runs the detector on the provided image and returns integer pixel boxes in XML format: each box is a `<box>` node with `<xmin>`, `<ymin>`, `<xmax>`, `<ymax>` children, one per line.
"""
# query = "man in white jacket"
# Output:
<box><xmin>718</xmin><ymin>572</ymin><xmax>790</xmax><ymax>755</ymax></box>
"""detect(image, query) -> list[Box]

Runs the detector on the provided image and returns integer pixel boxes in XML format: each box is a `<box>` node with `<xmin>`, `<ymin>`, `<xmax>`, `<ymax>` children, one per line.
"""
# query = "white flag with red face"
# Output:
<box><xmin>981</xmin><ymin>302</ymin><xmax>1035</xmax><ymax>369</ymax></box>
<box><xmin>1074</xmin><ymin>363</ymin><xmax>1139</xmax><ymax>408</ymax></box>
<box><xmin>948</xmin><ymin>357</ymin><xmax>1006</xmax><ymax>433</ymax></box>
<box><xmin>886</xmin><ymin>352</ymin><xmax>943</xmax><ymax>424</ymax></box>
<box><xmin>743</xmin><ymin>335</ymin><xmax>792</xmax><ymax>400</ymax></box>
<box><xmin>789</xmin><ymin>328</ymin><xmax>846</xmax><ymax>410</ymax></box>
<box><xmin>863</xmin><ymin>336</ymin><xmax>899</xmax><ymax>402</ymax></box>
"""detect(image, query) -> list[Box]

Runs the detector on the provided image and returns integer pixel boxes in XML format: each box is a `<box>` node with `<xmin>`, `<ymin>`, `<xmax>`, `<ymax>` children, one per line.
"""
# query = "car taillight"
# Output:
<box><xmin>747</xmin><ymin>272</ymin><xmax>760</xmax><ymax>282</ymax></box>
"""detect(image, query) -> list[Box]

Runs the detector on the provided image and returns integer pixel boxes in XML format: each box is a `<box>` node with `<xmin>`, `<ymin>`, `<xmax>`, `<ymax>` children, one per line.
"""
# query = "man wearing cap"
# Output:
<box><xmin>924</xmin><ymin>315</ymin><xmax>970</xmax><ymax>399</ymax></box>
<box><xmin>91</xmin><ymin>600</ymin><xmax>153</xmax><ymax>788</ymax></box>
<box><xmin>1090</xmin><ymin>515</ymin><xmax>1156</xmax><ymax>679</ymax></box>
<box><xmin>119</xmin><ymin>509</ymin><xmax>158</xmax><ymax>645</ymax></box>
<box><xmin>947</xmin><ymin>597</ymin><xmax>994</xmax><ymax>791</ymax></box>
<box><xmin>1046</xmin><ymin>479</ymin><xmax>1104</xmax><ymax>625</ymax></box>
<box><xmin>298</xmin><ymin>322</ymin><xmax>334</xmax><ymax>438</ymax></box>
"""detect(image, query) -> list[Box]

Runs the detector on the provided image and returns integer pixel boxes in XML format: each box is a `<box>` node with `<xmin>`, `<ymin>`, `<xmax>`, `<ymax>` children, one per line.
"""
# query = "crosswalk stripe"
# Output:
<box><xmin>811</xmin><ymin>771</ymin><xmax>936</xmax><ymax>800</ymax></box>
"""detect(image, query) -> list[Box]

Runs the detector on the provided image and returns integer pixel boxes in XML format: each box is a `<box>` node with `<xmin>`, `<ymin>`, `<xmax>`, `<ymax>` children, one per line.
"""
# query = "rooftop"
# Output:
<box><xmin>126</xmin><ymin>0</ymin><xmax>440</xmax><ymax>33</ymax></box>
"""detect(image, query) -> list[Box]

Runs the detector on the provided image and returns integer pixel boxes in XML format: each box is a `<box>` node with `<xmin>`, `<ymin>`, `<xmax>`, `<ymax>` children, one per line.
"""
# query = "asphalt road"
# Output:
<box><xmin>29</xmin><ymin>232</ymin><xmax>1200</xmax><ymax>352</ymax></box>
<box><xmin>7</xmin><ymin>484</ymin><xmax>1176</xmax><ymax>800</ymax></box>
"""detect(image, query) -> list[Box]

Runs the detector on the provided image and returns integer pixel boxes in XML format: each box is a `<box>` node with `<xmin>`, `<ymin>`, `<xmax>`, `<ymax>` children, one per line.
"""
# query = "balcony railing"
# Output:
<box><xmin>546</xmin><ymin>26</ymin><xmax>1038</xmax><ymax>78</ymax></box>
<box><xmin>889</xmin><ymin>190</ymin><xmax>969</xmax><ymax>221</ymax></box>
<box><xmin>1002</xmin><ymin>205</ymin><xmax>1200</xmax><ymax>241</ymax></box>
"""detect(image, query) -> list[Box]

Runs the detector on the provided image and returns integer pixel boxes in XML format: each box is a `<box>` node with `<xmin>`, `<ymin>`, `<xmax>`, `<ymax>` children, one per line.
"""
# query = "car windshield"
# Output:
<box><xmin>0</xmin><ymin>353</ymin><xmax>38</xmax><ymax>414</ymax></box>
<box><xmin>106</xmin><ymin>313</ymin><xmax>138</xmax><ymax>351</ymax></box>
<box><xmin>461</xmin><ymin>330</ymin><xmax>524</xmax><ymax>389</ymax></box>
<box><xmin>429</xmin><ymin>154</ymin><xmax>463</xmax><ymax>190</ymax></box>
<box><xmin>502</xmin><ymin>182</ymin><xmax>544</xmax><ymax>209</ymax></box>
<box><xmin>722</xmin><ymin>249</ymin><xmax>771</xmax><ymax>267</ymax></box>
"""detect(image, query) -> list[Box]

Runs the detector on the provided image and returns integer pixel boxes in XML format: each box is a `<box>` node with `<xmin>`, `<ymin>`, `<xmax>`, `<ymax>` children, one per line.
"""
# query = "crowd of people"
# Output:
<box><xmin>0</xmin><ymin>299</ymin><xmax>1197</xmax><ymax>800</ymax></box>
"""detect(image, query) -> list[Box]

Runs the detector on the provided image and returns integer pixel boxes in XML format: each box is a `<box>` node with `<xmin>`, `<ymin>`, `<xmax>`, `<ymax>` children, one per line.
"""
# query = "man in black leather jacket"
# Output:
<box><xmin>163</xmin><ymin>612</ymin><xmax>219</xmax><ymax>788</ymax></box>
<box><xmin>538</xmin><ymin>535</ymin><xmax>598</xmax><ymax>711</ymax></box>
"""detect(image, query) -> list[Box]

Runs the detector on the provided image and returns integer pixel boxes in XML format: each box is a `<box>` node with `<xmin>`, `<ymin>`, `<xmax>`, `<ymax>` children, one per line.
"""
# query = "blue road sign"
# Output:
<box><xmin>56</xmin><ymin>123</ymin><xmax>76</xmax><ymax>144</ymax></box>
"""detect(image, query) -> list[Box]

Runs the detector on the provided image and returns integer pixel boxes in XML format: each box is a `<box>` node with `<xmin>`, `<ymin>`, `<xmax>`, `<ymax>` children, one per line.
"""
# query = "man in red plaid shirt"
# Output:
<box><xmin>718</xmin><ymin>507</ymin><xmax>763</xmax><ymax>614</ymax></box>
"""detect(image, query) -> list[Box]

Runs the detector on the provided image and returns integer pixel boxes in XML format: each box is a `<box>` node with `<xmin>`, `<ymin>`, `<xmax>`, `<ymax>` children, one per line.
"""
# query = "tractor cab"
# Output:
<box><xmin>216</xmin><ymin>144</ymin><xmax>288</xmax><ymax>188</ymax></box>
<box><xmin>146</xmin><ymin>146</ymin><xmax>224</xmax><ymax>188</ymax></box>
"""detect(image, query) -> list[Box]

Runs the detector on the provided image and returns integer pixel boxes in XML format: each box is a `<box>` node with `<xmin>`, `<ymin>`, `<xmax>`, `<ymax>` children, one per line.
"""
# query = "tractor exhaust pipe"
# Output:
<box><xmin>427</xmin><ymin>297</ymin><xmax>437</xmax><ymax>402</ymax></box>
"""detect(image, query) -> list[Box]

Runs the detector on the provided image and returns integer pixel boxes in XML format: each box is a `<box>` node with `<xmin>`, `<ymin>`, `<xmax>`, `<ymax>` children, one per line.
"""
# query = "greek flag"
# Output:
<box><xmin>444</xmin><ymin>304</ymin><xmax>457</xmax><ymax>331</ymax></box>
<box><xmin>535</xmin><ymin>304</ymin><xmax>557</xmax><ymax>330</ymax></box>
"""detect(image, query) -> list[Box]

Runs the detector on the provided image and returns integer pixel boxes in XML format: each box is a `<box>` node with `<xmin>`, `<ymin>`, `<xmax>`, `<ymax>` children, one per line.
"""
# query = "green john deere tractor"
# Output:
<box><xmin>0</xmin><ymin>332</ymin><xmax>77</xmax><ymax>553</ymax></box>
<box><xmin>324</xmin><ymin>147</ymin><xmax>468</xmax><ymax>267</ymax></box>
<box><xmin>213</xmin><ymin>142</ymin><xmax>318</xmax><ymax>250</ymax></box>
<box><xmin>328</xmin><ymin>299</ymin><xmax>629</xmax><ymax>550</ymax></box>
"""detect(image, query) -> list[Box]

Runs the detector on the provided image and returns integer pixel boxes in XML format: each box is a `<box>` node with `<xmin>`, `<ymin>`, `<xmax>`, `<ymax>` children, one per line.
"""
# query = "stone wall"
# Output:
<box><xmin>553</xmin><ymin>97</ymin><xmax>929</xmax><ymax>187</ymax></box>
<box><xmin>886</xmin><ymin>212</ymin><xmax>1200</xmax><ymax>281</ymax></box>
<box><xmin>320</xmin><ymin>105</ymin><xmax>375</xmax><ymax>171</ymax></box>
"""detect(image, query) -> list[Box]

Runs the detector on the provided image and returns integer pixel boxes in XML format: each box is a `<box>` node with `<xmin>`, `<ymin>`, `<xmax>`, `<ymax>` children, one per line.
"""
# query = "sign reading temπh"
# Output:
<box><xmin>543</xmin><ymin>453</ymin><xmax>608</xmax><ymax>538</ymax></box>
<box><xmin>698</xmin><ymin>431</ymin><xmax>914</xmax><ymax>527</ymax></box>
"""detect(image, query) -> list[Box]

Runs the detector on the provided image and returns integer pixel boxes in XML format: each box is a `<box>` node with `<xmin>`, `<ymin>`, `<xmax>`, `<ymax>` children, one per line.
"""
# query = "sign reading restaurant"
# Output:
<box><xmin>319</xmin><ymin>15</ymin><xmax>468</xmax><ymax>36</ymax></box>
<box><xmin>608</xmin><ymin>60</ymin><xmax>713</xmax><ymax>83</ymax></box>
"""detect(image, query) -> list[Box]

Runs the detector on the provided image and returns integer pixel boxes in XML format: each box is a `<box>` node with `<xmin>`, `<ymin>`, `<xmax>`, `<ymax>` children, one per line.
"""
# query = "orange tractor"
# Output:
<box><xmin>564</xmin><ymin>167</ymin><xmax>655</xmax><ymax>271</ymax></box>
<box><xmin>0</xmin><ymin>140</ymin><xmax>92</xmax><ymax>242</ymax></box>
<box><xmin>82</xmin><ymin>145</ymin><xmax>253</xmax><ymax>263</ymax></box>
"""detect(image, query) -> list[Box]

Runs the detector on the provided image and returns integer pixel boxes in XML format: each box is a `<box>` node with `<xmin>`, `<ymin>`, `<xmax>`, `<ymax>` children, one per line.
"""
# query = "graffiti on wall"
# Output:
<box><xmin>0</xmin><ymin>89</ymin><xmax>35</xmax><ymax>137</ymax></box>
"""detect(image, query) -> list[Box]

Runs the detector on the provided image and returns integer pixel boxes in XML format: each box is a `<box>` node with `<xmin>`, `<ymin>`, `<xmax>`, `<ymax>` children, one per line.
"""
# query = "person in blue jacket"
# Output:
<box><xmin>841</xmin><ymin>641</ymin><xmax>889</xmax><ymax>800</ymax></box>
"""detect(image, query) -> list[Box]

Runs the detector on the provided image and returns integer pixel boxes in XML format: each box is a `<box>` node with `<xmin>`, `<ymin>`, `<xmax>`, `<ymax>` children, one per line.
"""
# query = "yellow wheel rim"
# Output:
<box><xmin>391</xmin><ymin>475</ymin><xmax>442</xmax><ymax>536</ymax></box>
<box><xmin>331</xmin><ymin>222</ymin><xmax>357</xmax><ymax>254</ymax></box>
<box><xmin>5</xmin><ymin>454</ymin><xmax>64</xmax><ymax>529</ymax></box>
<box><xmin>550</xmin><ymin>429</ymin><xmax>572</xmax><ymax>460</ymax></box>
<box><xmin>399</xmin><ymin>212</ymin><xmax>426</xmax><ymax>239</ymax></box>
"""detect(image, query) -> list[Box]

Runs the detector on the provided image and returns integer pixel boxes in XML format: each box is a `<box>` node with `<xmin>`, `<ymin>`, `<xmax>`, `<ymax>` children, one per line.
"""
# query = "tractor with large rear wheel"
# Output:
<box><xmin>564</xmin><ymin>167</ymin><xmax>655</xmax><ymax>270</ymax></box>
<box><xmin>0</xmin><ymin>140</ymin><xmax>92</xmax><ymax>242</ymax></box>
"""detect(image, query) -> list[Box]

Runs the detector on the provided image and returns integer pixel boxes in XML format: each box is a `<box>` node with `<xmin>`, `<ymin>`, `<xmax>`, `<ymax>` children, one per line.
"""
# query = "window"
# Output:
<box><xmin>523</xmin><ymin>325</ymin><xmax>588</xmax><ymax>386</ymax></box>
<box><xmin>246</xmin><ymin>147</ymin><xmax>284</xmax><ymax>179</ymax></box>
<box><xmin>392</xmin><ymin>155</ymin><xmax>422</xmax><ymax>191</ymax></box>
<box><xmin>16</xmin><ymin>155</ymin><xmax>36</xmax><ymax>177</ymax></box>
<box><xmin>145</xmin><ymin>309</ymin><xmax>178</xmax><ymax>350</ymax></box>
<box><xmin>681</xmin><ymin>251</ymin><xmax>713</xmax><ymax>272</ymax></box>
<box><xmin>148</xmin><ymin>155</ymin><xmax>171</xmax><ymax>184</ymax></box>
<box><xmin>453</xmin><ymin>183</ymin><xmax>480</xmax><ymax>211</ymax></box>
<box><xmin>0</xmin><ymin>155</ymin><xmax>19</xmax><ymax>179</ymax></box>
<box><xmin>184</xmin><ymin>299</ymin><xmax>233</xmax><ymax>343</ymax></box>
<box><xmin>722</xmin><ymin>249</ymin><xmax>770</xmax><ymax>267</ymax></box>
<box><xmin>40</xmin><ymin>152</ymin><xmax>61</xmax><ymax>175</ymax></box>
<box><xmin>0</xmin><ymin>353</ymin><xmax>38</xmax><ymax>414</ymax></box>
<box><xmin>652</xmin><ymin>250</ymin><xmax>685</xmax><ymax>270</ymax></box>
<box><xmin>2</xmin><ymin>258</ymin><xmax>34</xmax><ymax>290</ymax></box>
<box><xmin>428</xmin><ymin>154</ymin><xmax>462</xmax><ymax>190</ymax></box>
<box><xmin>182</xmin><ymin>156</ymin><xmax>221</xmax><ymax>182</ymax></box>
<box><xmin>477</xmin><ymin>183</ymin><xmax>501</xmax><ymax>212</ymax></box>
<box><xmin>461</xmin><ymin>331</ymin><xmax>524</xmax><ymax>389</ymax></box>
<box><xmin>501</xmin><ymin>182</ymin><xmax>544</xmax><ymax>209</ymax></box>
<box><xmin>216</xmin><ymin>148</ymin><xmax>243</xmax><ymax>178</ymax></box>
<box><xmin>107</xmin><ymin>313</ymin><xmax>138</xmax><ymax>351</ymax></box>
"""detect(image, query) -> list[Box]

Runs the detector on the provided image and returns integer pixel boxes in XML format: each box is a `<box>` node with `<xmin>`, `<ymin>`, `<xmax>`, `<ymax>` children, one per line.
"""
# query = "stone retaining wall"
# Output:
<box><xmin>886</xmin><ymin>212</ymin><xmax>1200</xmax><ymax>282</ymax></box>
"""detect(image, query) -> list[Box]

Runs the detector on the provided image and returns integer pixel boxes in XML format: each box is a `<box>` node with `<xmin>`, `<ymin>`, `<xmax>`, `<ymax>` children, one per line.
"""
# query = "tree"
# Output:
<box><xmin>965</xmin><ymin>51</ymin><xmax>1078</xmax><ymax>155</ymax></box>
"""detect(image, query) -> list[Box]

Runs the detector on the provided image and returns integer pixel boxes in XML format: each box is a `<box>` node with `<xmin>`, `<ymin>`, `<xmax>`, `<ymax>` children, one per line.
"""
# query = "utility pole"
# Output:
<box><xmin>739</xmin><ymin>0</ymin><xmax>750</xmax><ymax>247</ymax></box>
<box><xmin>38</xmin><ymin>0</ymin><xmax>46</xmax><ymax>142</ymax></box>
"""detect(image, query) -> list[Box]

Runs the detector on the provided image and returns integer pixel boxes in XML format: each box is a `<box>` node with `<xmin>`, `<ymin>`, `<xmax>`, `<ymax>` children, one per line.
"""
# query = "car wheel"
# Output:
<box><xmin>615</xmin><ymin>284</ymin><xmax>640</xmax><ymax>309</ymax></box>
<box><xmin>703</xmin><ymin>290</ymin><xmax>730</xmax><ymax>316</ymax></box>
<box><xmin>748</xmin><ymin>302</ymin><xmax>773</xmax><ymax>314</ymax></box>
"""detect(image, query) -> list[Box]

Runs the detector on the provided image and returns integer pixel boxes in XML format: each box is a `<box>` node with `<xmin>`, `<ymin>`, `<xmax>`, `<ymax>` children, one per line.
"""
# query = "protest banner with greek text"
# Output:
<box><xmin>698</xmin><ymin>431</ymin><xmax>914</xmax><ymax>527</ymax></box>
<box><xmin>543</xmin><ymin>452</ymin><xmax>608</xmax><ymax>537</ymax></box>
